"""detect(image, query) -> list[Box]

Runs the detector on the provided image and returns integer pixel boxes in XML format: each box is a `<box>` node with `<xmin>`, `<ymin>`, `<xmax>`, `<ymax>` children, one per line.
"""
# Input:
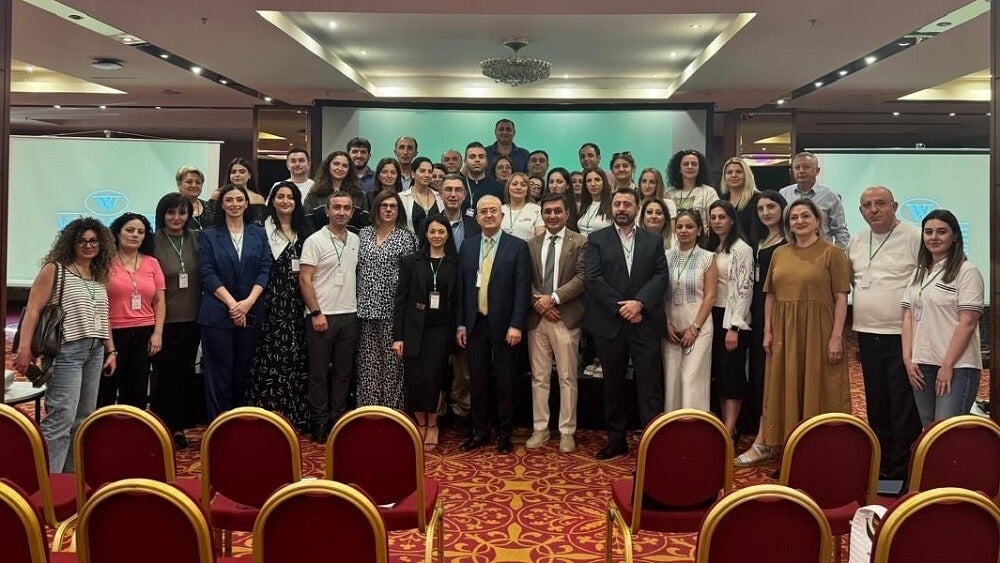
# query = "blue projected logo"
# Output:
<box><xmin>84</xmin><ymin>190</ymin><xmax>130</xmax><ymax>215</ymax></box>
<box><xmin>900</xmin><ymin>198</ymin><xmax>939</xmax><ymax>225</ymax></box>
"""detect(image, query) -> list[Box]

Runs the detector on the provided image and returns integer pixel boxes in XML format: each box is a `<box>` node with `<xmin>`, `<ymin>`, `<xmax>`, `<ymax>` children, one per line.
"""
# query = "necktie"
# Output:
<box><xmin>542</xmin><ymin>235</ymin><xmax>557</xmax><ymax>294</ymax></box>
<box><xmin>477</xmin><ymin>237</ymin><xmax>495</xmax><ymax>315</ymax></box>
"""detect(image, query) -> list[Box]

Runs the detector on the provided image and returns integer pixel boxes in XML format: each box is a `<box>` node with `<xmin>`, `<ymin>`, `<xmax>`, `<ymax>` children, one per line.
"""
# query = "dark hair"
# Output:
<box><xmin>312</xmin><ymin>150</ymin><xmax>366</xmax><ymax>211</ymax></box>
<box><xmin>432</xmin><ymin>163</ymin><xmax>448</xmax><ymax>175</ymax></box>
<box><xmin>346</xmin><ymin>136</ymin><xmax>371</xmax><ymax>153</ymax></box>
<box><xmin>579</xmin><ymin>142</ymin><xmax>601</xmax><ymax>157</ymax></box>
<box><xmin>495</xmin><ymin>118</ymin><xmax>515</xmax><ymax>129</ymax></box>
<box><xmin>441</xmin><ymin>172</ymin><xmax>466</xmax><ymax>189</ymax></box>
<box><xmin>417</xmin><ymin>215</ymin><xmax>457</xmax><ymax>258</ymax></box>
<box><xmin>783</xmin><ymin>198</ymin><xmax>824</xmax><ymax>243</ymax></box>
<box><xmin>465</xmin><ymin>141</ymin><xmax>485</xmax><ymax>154</ymax></box>
<box><xmin>226</xmin><ymin>157</ymin><xmax>258</xmax><ymax>195</ymax></box>
<box><xmin>155</xmin><ymin>192</ymin><xmax>194</xmax><ymax>232</ymax></box>
<box><xmin>266</xmin><ymin>181</ymin><xmax>312</xmax><ymax>241</ymax></box>
<box><xmin>373</xmin><ymin>157</ymin><xmax>403</xmax><ymax>192</ymax></box>
<box><xmin>704</xmin><ymin>200</ymin><xmax>744</xmax><ymax>252</ymax></box>
<box><xmin>667</xmin><ymin>149</ymin><xmax>710</xmax><ymax>189</ymax></box>
<box><xmin>916</xmin><ymin>209</ymin><xmax>967</xmax><ymax>285</ymax></box>
<box><xmin>612</xmin><ymin>187</ymin><xmax>640</xmax><ymax>206</ymax></box>
<box><xmin>610</xmin><ymin>151</ymin><xmax>635</xmax><ymax>169</ymax></box>
<box><xmin>580</xmin><ymin>168</ymin><xmax>612</xmax><ymax>220</ymax></box>
<box><xmin>411</xmin><ymin>157</ymin><xmax>434</xmax><ymax>186</ymax></box>
<box><xmin>109</xmin><ymin>212</ymin><xmax>156</xmax><ymax>255</ymax></box>
<box><xmin>539</xmin><ymin>192</ymin><xmax>567</xmax><ymax>211</ymax></box>
<box><xmin>674</xmin><ymin>209</ymin><xmax>704</xmax><ymax>247</ymax></box>
<box><xmin>545</xmin><ymin>167</ymin><xmax>571</xmax><ymax>194</ymax></box>
<box><xmin>286</xmin><ymin>147</ymin><xmax>308</xmax><ymax>160</ymax></box>
<box><xmin>756</xmin><ymin>189</ymin><xmax>787</xmax><ymax>211</ymax></box>
<box><xmin>216</xmin><ymin>184</ymin><xmax>252</xmax><ymax>224</ymax></box>
<box><xmin>44</xmin><ymin>217</ymin><xmax>116</xmax><ymax>284</ymax></box>
<box><xmin>754</xmin><ymin>189</ymin><xmax>788</xmax><ymax>242</ymax></box>
<box><xmin>529</xmin><ymin>149</ymin><xmax>549</xmax><ymax>160</ymax></box>
<box><xmin>491</xmin><ymin>155</ymin><xmax>513</xmax><ymax>179</ymax></box>
<box><xmin>327</xmin><ymin>190</ymin><xmax>355</xmax><ymax>206</ymax></box>
<box><xmin>371</xmin><ymin>189</ymin><xmax>408</xmax><ymax>230</ymax></box>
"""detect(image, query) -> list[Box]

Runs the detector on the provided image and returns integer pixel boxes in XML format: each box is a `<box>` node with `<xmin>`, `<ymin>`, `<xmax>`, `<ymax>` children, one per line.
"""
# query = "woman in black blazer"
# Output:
<box><xmin>392</xmin><ymin>215</ymin><xmax>458</xmax><ymax>449</ymax></box>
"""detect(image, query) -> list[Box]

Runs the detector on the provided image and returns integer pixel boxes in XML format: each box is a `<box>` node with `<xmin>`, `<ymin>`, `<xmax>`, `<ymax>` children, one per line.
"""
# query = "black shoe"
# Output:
<box><xmin>596</xmin><ymin>442</ymin><xmax>628</xmax><ymax>460</ymax></box>
<box><xmin>172</xmin><ymin>431</ymin><xmax>188</xmax><ymax>450</ymax></box>
<box><xmin>451</xmin><ymin>415</ymin><xmax>472</xmax><ymax>437</ymax></box>
<box><xmin>497</xmin><ymin>436</ymin><xmax>513</xmax><ymax>454</ymax></box>
<box><xmin>309</xmin><ymin>423</ymin><xmax>328</xmax><ymax>444</ymax></box>
<box><xmin>460</xmin><ymin>435</ymin><xmax>489</xmax><ymax>451</ymax></box>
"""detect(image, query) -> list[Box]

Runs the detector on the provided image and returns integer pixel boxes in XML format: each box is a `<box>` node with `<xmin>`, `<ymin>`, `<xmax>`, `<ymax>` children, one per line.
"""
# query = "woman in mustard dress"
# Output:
<box><xmin>735</xmin><ymin>198</ymin><xmax>851</xmax><ymax>466</ymax></box>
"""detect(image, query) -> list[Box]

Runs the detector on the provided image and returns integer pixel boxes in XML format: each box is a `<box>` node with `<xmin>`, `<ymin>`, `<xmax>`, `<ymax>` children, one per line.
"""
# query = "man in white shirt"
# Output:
<box><xmin>847</xmin><ymin>186</ymin><xmax>922</xmax><ymax>480</ymax></box>
<box><xmin>272</xmin><ymin>147</ymin><xmax>314</xmax><ymax>202</ymax></box>
<box><xmin>526</xmin><ymin>193</ymin><xmax>587</xmax><ymax>453</ymax></box>
<box><xmin>299</xmin><ymin>191</ymin><xmax>360</xmax><ymax>443</ymax></box>
<box><xmin>779</xmin><ymin>152</ymin><xmax>850</xmax><ymax>249</ymax></box>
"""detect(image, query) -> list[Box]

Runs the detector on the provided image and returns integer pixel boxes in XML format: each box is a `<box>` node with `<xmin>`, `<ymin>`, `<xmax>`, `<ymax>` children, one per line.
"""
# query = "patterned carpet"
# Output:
<box><xmin>6</xmin><ymin>334</ymin><xmax>993</xmax><ymax>562</ymax></box>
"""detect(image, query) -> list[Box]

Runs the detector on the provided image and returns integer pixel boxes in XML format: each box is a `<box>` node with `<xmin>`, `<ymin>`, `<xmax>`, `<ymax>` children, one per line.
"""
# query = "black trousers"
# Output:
<box><xmin>467</xmin><ymin>314</ymin><xmax>515</xmax><ymax>439</ymax></box>
<box><xmin>594</xmin><ymin>328</ymin><xmax>664</xmax><ymax>446</ymax></box>
<box><xmin>99</xmin><ymin>325</ymin><xmax>155</xmax><ymax>408</ymax></box>
<box><xmin>306</xmin><ymin>313</ymin><xmax>358</xmax><ymax>428</ymax></box>
<box><xmin>857</xmin><ymin>332</ymin><xmax>922</xmax><ymax>480</ymax></box>
<box><xmin>151</xmin><ymin>321</ymin><xmax>201</xmax><ymax>431</ymax></box>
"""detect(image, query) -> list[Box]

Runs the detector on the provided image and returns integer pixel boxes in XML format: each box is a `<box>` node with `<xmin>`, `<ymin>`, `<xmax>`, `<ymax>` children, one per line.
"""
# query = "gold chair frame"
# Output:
<box><xmin>0</xmin><ymin>479</ymin><xmax>49</xmax><ymax>563</ymax></box>
<box><xmin>908</xmin><ymin>415</ymin><xmax>1000</xmax><ymax>502</ymax></box>
<box><xmin>0</xmin><ymin>402</ymin><xmax>71</xmax><ymax>528</ymax></box>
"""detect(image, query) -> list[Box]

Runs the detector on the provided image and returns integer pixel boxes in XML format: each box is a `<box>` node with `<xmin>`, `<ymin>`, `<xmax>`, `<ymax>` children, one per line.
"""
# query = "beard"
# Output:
<box><xmin>614</xmin><ymin>212</ymin><xmax>634</xmax><ymax>226</ymax></box>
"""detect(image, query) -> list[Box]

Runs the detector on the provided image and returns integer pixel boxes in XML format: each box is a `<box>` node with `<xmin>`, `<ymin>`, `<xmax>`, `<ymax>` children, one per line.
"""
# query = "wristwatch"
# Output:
<box><xmin>310</xmin><ymin>309</ymin><xmax>321</xmax><ymax>317</ymax></box>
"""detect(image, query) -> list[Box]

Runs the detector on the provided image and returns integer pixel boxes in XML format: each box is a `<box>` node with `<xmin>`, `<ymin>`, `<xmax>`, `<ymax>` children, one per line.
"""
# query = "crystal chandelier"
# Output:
<box><xmin>480</xmin><ymin>39</ymin><xmax>551</xmax><ymax>87</ymax></box>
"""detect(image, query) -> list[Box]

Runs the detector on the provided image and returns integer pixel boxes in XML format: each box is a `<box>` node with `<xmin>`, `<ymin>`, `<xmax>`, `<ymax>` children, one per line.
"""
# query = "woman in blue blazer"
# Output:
<box><xmin>198</xmin><ymin>184</ymin><xmax>271</xmax><ymax>419</ymax></box>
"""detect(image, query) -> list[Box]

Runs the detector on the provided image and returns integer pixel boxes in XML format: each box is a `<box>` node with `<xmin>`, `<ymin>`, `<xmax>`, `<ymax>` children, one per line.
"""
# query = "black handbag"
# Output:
<box><xmin>12</xmin><ymin>263</ymin><xmax>66</xmax><ymax>387</ymax></box>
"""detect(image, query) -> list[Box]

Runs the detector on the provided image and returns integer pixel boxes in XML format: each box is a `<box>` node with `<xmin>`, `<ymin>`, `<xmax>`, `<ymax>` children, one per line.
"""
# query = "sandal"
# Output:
<box><xmin>424</xmin><ymin>424</ymin><xmax>439</xmax><ymax>449</ymax></box>
<box><xmin>735</xmin><ymin>443</ymin><xmax>775</xmax><ymax>467</ymax></box>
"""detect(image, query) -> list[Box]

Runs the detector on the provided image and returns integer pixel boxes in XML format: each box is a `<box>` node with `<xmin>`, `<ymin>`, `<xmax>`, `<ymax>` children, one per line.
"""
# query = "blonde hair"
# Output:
<box><xmin>175</xmin><ymin>166</ymin><xmax>204</xmax><ymax>184</ymax></box>
<box><xmin>719</xmin><ymin>157</ymin><xmax>758</xmax><ymax>210</ymax></box>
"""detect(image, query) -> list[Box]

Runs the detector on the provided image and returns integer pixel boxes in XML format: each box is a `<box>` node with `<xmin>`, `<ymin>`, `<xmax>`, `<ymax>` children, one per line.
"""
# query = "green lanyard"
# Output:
<box><xmin>919</xmin><ymin>266</ymin><xmax>944</xmax><ymax>297</ymax></box>
<box><xmin>675</xmin><ymin>249</ymin><xmax>696</xmax><ymax>283</ymax></box>
<box><xmin>429</xmin><ymin>258</ymin><xmax>441</xmax><ymax>292</ymax></box>
<box><xmin>327</xmin><ymin>230</ymin><xmax>345</xmax><ymax>266</ymax></box>
<box><xmin>166</xmin><ymin>234</ymin><xmax>186</xmax><ymax>273</ymax></box>
<box><xmin>479</xmin><ymin>237</ymin><xmax>495</xmax><ymax>269</ymax></box>
<box><xmin>868</xmin><ymin>227</ymin><xmax>896</xmax><ymax>261</ymax></box>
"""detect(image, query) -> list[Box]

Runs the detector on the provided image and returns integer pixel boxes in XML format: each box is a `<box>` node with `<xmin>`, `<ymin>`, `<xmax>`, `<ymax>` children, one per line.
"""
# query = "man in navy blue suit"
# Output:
<box><xmin>455</xmin><ymin>194</ymin><xmax>531</xmax><ymax>453</ymax></box>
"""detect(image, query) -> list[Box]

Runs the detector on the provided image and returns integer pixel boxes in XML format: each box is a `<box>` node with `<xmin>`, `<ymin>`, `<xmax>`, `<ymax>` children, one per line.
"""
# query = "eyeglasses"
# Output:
<box><xmin>611</xmin><ymin>151</ymin><xmax>632</xmax><ymax>159</ymax></box>
<box><xmin>76</xmin><ymin>238</ymin><xmax>100</xmax><ymax>247</ymax></box>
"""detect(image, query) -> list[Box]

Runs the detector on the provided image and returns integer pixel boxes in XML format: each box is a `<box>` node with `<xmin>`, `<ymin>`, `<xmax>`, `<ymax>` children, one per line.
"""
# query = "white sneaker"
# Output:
<box><xmin>525</xmin><ymin>430</ymin><xmax>550</xmax><ymax>449</ymax></box>
<box><xmin>559</xmin><ymin>434</ymin><xmax>576</xmax><ymax>453</ymax></box>
<box><xmin>583</xmin><ymin>363</ymin><xmax>596</xmax><ymax>377</ymax></box>
<box><xmin>593</xmin><ymin>365</ymin><xmax>603</xmax><ymax>378</ymax></box>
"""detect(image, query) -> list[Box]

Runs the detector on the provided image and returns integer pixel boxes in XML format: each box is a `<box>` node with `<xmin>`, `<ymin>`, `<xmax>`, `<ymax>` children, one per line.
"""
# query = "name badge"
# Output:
<box><xmin>912</xmin><ymin>300</ymin><xmax>923</xmax><ymax>322</ymax></box>
<box><xmin>466</xmin><ymin>208</ymin><xmax>475</xmax><ymax>218</ymax></box>
<box><xmin>754</xmin><ymin>266</ymin><xmax>760</xmax><ymax>283</ymax></box>
<box><xmin>475</xmin><ymin>272</ymin><xmax>482</xmax><ymax>288</ymax></box>
<box><xmin>130</xmin><ymin>293</ymin><xmax>142</xmax><ymax>311</ymax></box>
<box><xmin>334</xmin><ymin>271</ymin><xmax>345</xmax><ymax>286</ymax></box>
<box><xmin>178</xmin><ymin>273</ymin><xmax>189</xmax><ymax>289</ymax></box>
<box><xmin>416</xmin><ymin>302</ymin><xmax>426</xmax><ymax>311</ymax></box>
<box><xmin>429</xmin><ymin>291</ymin><xmax>441</xmax><ymax>310</ymax></box>
<box><xmin>859</xmin><ymin>268</ymin><xmax>872</xmax><ymax>289</ymax></box>
<box><xmin>291</xmin><ymin>258</ymin><xmax>300</xmax><ymax>272</ymax></box>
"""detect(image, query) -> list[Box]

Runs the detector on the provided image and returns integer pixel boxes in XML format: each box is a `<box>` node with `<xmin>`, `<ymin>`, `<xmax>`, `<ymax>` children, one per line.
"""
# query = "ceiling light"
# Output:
<box><xmin>949</xmin><ymin>112</ymin><xmax>956</xmax><ymax>117</ymax></box>
<box><xmin>190</xmin><ymin>66</ymin><xmax>202</xmax><ymax>74</ymax></box>
<box><xmin>814</xmin><ymin>81</ymin><xmax>823</xmax><ymax>88</ymax></box>
<box><xmin>154</xmin><ymin>106</ymin><xmax>161</xmax><ymax>110</ymax></box>
<box><xmin>670</xmin><ymin>51</ymin><xmax>678</xmax><ymax>59</ymax></box>
<box><xmin>898</xmin><ymin>41</ymin><xmax>910</xmax><ymax>46</ymax></box>
<box><xmin>988</xmin><ymin>112</ymin><xmax>992</xmax><ymax>117</ymax></box>
<box><xmin>26</xmin><ymin>65</ymin><xmax>34</xmax><ymax>73</ymax></box>
<box><xmin>892</xmin><ymin>111</ymin><xmax>900</xmax><ymax>116</ymax></box>
<box><xmin>838</xmin><ymin>70</ymin><xmax>848</xmax><ymax>76</ymax></box>
<box><xmin>761</xmin><ymin>147</ymin><xmax>768</xmax><ymax>151</ymax></box>
<box><xmin>91</xmin><ymin>58</ymin><xmax>124</xmax><ymax>71</ymax></box>
<box><xmin>67</xmin><ymin>14</ymin><xmax>82</xmax><ymax>20</ymax></box>
<box><xmin>328</xmin><ymin>21</ymin><xmax>337</xmax><ymax>29</ymax></box>
<box><xmin>219</xmin><ymin>79</ymin><xmax>228</xmax><ymax>84</ymax></box>
<box><xmin>689</xmin><ymin>24</ymin><xmax>701</xmax><ymax>29</ymax></box>
<box><xmin>563</xmin><ymin>74</ymin><xmax>568</xmax><ymax>79</ymax></box>
<box><xmin>159</xmin><ymin>53</ymin><xmax>169</xmax><ymax>59</ymax></box>
<box><xmin>480</xmin><ymin>38</ymin><xmax>551</xmax><ymax>87</ymax></box>
<box><xmin>936</xmin><ymin>21</ymin><xmax>952</xmax><ymax>27</ymax></box>
<box><xmin>360</xmin><ymin>50</ymin><xmax>368</xmax><ymax>55</ymax></box>
<box><xmin>776</xmin><ymin>99</ymin><xmax>785</xmax><ymax>105</ymax></box>
<box><xmin>52</xmin><ymin>105</ymin><xmax>60</xmax><ymax>108</ymax></box>
<box><xmin>116</xmin><ymin>34</ymin><xmax>145</xmax><ymax>45</ymax></box>
<box><xmin>865</xmin><ymin>56</ymin><xmax>877</xmax><ymax>64</ymax></box>
<box><xmin>264</xmin><ymin>96</ymin><xmax>273</xmax><ymax>102</ymax></box>
<box><xmin>99</xmin><ymin>105</ymin><xmax>107</xmax><ymax>109</ymax></box>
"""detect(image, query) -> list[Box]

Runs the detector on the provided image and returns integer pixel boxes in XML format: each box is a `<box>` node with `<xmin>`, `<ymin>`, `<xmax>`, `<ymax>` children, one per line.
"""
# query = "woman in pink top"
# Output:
<box><xmin>97</xmin><ymin>213</ymin><xmax>166</xmax><ymax>408</ymax></box>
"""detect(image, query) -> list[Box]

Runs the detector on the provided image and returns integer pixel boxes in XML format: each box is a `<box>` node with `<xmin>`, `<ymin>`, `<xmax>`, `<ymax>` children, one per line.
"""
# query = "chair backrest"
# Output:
<box><xmin>696</xmin><ymin>484</ymin><xmax>833</xmax><ymax>563</ymax></box>
<box><xmin>73</xmin><ymin>405</ymin><xmax>176</xmax><ymax>512</ymax></box>
<box><xmin>77</xmin><ymin>478</ymin><xmax>214</xmax><ymax>563</ymax></box>
<box><xmin>871</xmin><ymin>487</ymin><xmax>1000</xmax><ymax>563</ymax></box>
<box><xmin>0</xmin><ymin>479</ymin><xmax>48</xmax><ymax>563</ymax></box>
<box><xmin>631</xmin><ymin>409</ymin><xmax>734</xmax><ymax>531</ymax></box>
<box><xmin>780</xmin><ymin>413</ymin><xmax>880</xmax><ymax>508</ymax></box>
<box><xmin>0</xmin><ymin>405</ymin><xmax>52</xmax><ymax>517</ymax></box>
<box><xmin>253</xmin><ymin>480</ymin><xmax>388</xmax><ymax>563</ymax></box>
<box><xmin>326</xmin><ymin>406</ymin><xmax>424</xmax><ymax>521</ymax></box>
<box><xmin>201</xmin><ymin>407</ymin><xmax>301</xmax><ymax>509</ymax></box>
<box><xmin>908</xmin><ymin>415</ymin><xmax>1000</xmax><ymax>500</ymax></box>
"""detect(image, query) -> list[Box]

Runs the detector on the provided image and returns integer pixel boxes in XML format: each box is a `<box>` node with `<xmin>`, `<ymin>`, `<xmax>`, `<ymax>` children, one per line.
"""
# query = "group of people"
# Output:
<box><xmin>12</xmin><ymin>117</ymin><xmax>983</xmax><ymax>473</ymax></box>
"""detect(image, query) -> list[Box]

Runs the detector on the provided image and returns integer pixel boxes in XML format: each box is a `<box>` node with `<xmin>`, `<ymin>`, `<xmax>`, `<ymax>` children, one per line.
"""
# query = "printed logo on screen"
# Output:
<box><xmin>900</xmin><ymin>198</ymin><xmax>939</xmax><ymax>225</ymax></box>
<box><xmin>84</xmin><ymin>190</ymin><xmax>130</xmax><ymax>215</ymax></box>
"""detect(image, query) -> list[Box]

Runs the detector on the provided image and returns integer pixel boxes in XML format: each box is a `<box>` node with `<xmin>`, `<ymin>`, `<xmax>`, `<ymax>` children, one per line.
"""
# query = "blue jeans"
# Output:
<box><xmin>913</xmin><ymin>364</ymin><xmax>981</xmax><ymax>428</ymax></box>
<box><xmin>41</xmin><ymin>338</ymin><xmax>104</xmax><ymax>473</ymax></box>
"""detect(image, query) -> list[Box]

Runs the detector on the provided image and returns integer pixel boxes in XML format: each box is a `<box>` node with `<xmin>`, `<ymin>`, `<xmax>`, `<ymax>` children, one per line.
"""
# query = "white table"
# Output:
<box><xmin>4</xmin><ymin>380</ymin><xmax>46</xmax><ymax>423</ymax></box>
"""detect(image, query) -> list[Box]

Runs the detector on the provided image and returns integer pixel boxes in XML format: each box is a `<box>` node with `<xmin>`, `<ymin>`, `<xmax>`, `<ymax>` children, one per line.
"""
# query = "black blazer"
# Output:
<box><xmin>392</xmin><ymin>252</ymin><xmax>457</xmax><ymax>358</ymax></box>
<box><xmin>584</xmin><ymin>225</ymin><xmax>669</xmax><ymax>340</ymax></box>
<box><xmin>456</xmin><ymin>231</ymin><xmax>531</xmax><ymax>335</ymax></box>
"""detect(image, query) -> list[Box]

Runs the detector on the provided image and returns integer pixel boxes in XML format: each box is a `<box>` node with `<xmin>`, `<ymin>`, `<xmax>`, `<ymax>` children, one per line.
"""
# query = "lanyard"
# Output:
<box><xmin>675</xmin><ymin>249</ymin><xmax>696</xmax><ymax>282</ymax></box>
<box><xmin>621</xmin><ymin>232</ymin><xmax>635</xmax><ymax>262</ymax></box>
<box><xmin>119</xmin><ymin>252</ymin><xmax>140</xmax><ymax>294</ymax></box>
<box><xmin>868</xmin><ymin>227</ymin><xmax>896</xmax><ymax>261</ymax></box>
<box><xmin>479</xmin><ymin>237</ymin><xmax>496</xmax><ymax>269</ymax></box>
<box><xmin>166</xmin><ymin>234</ymin><xmax>186</xmax><ymax>272</ymax></box>
<box><xmin>277</xmin><ymin>228</ymin><xmax>298</xmax><ymax>258</ymax></box>
<box><xmin>919</xmin><ymin>265</ymin><xmax>945</xmax><ymax>296</ymax></box>
<box><xmin>327</xmin><ymin>230</ymin><xmax>346</xmax><ymax>266</ymax></box>
<box><xmin>429</xmin><ymin>258</ymin><xmax>441</xmax><ymax>291</ymax></box>
<box><xmin>507</xmin><ymin>204</ymin><xmax>526</xmax><ymax>229</ymax></box>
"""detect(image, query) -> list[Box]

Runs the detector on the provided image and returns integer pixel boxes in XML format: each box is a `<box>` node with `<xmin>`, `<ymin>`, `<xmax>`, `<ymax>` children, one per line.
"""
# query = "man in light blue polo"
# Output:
<box><xmin>779</xmin><ymin>151</ymin><xmax>850</xmax><ymax>249</ymax></box>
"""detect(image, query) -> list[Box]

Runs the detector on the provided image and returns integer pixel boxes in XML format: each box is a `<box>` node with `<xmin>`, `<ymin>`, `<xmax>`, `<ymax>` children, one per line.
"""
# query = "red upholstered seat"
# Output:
<box><xmin>605</xmin><ymin>409</ymin><xmax>734</xmax><ymax>563</ymax></box>
<box><xmin>326</xmin><ymin>406</ymin><xmax>444</xmax><ymax>562</ymax></box>
<box><xmin>201</xmin><ymin>407</ymin><xmax>301</xmax><ymax>556</ymax></box>
<box><xmin>695</xmin><ymin>484</ymin><xmax>834</xmax><ymax>563</ymax></box>
<box><xmin>48</xmin><ymin>553</ymin><xmax>78</xmax><ymax>563</ymax></box>
<box><xmin>253</xmin><ymin>480</ymin><xmax>388</xmax><ymax>563</ymax></box>
<box><xmin>780</xmin><ymin>414</ymin><xmax>879</xmax><ymax>536</ymax></box>
<box><xmin>0</xmin><ymin>404</ymin><xmax>79</xmax><ymax>529</ymax></box>
<box><xmin>76</xmin><ymin>478</ymin><xmax>215</xmax><ymax>563</ymax></box>
<box><xmin>908</xmin><ymin>416</ymin><xmax>1000</xmax><ymax>501</ymax></box>
<box><xmin>870</xmin><ymin>487</ymin><xmax>1000</xmax><ymax>563</ymax></box>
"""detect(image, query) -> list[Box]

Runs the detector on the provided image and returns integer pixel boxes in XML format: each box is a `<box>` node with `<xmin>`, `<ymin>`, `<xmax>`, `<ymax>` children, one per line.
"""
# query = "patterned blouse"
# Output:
<box><xmin>356</xmin><ymin>226</ymin><xmax>418</xmax><ymax>320</ymax></box>
<box><xmin>666</xmin><ymin>246</ymin><xmax>715</xmax><ymax>307</ymax></box>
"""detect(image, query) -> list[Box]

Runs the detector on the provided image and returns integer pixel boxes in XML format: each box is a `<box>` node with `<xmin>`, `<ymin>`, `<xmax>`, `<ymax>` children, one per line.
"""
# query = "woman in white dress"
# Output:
<box><xmin>500</xmin><ymin>172</ymin><xmax>544</xmax><ymax>241</ymax></box>
<box><xmin>576</xmin><ymin>168</ymin><xmax>614</xmax><ymax>237</ymax></box>
<box><xmin>663</xmin><ymin>210</ymin><xmax>717</xmax><ymax>411</ymax></box>
<box><xmin>665</xmin><ymin>149</ymin><xmax>719</xmax><ymax>231</ymax></box>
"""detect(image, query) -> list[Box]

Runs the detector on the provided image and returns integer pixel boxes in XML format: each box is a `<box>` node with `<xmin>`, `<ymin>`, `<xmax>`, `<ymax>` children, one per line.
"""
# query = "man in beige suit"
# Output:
<box><xmin>525</xmin><ymin>192</ymin><xmax>587</xmax><ymax>452</ymax></box>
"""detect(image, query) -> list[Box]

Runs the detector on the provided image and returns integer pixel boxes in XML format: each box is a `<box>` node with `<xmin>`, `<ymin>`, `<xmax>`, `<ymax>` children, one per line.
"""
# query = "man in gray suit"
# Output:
<box><xmin>525</xmin><ymin>193</ymin><xmax>587</xmax><ymax>453</ymax></box>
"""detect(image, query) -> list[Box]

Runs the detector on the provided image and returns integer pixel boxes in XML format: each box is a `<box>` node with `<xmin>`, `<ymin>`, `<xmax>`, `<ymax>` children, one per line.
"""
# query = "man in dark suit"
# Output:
<box><xmin>586</xmin><ymin>188</ymin><xmax>669</xmax><ymax>459</ymax></box>
<box><xmin>456</xmin><ymin>194</ymin><xmax>531</xmax><ymax>453</ymax></box>
<box><xmin>526</xmin><ymin>193</ymin><xmax>587</xmax><ymax>453</ymax></box>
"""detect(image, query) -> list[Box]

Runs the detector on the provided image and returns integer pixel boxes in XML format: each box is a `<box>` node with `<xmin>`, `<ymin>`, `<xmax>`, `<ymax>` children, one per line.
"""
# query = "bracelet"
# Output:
<box><xmin>107</xmin><ymin>350</ymin><xmax>119</xmax><ymax>356</ymax></box>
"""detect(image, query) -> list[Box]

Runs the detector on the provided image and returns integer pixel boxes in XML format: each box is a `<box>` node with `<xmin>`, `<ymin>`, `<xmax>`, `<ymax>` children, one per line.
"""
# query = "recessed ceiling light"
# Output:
<box><xmin>814</xmin><ymin>81</ymin><xmax>823</xmax><ymax>88</ymax></box>
<box><xmin>670</xmin><ymin>51</ymin><xmax>678</xmax><ymax>59</ymax></box>
<box><xmin>689</xmin><ymin>24</ymin><xmax>701</xmax><ymax>29</ymax></box>
<box><xmin>898</xmin><ymin>41</ymin><xmax>909</xmax><ymax>46</ymax></box>
<box><xmin>99</xmin><ymin>105</ymin><xmax>107</xmax><ymax>109</ymax></box>
<box><xmin>949</xmin><ymin>112</ymin><xmax>956</xmax><ymax>117</ymax></box>
<box><xmin>52</xmin><ymin>105</ymin><xmax>60</xmax><ymax>108</ymax></box>
<box><xmin>360</xmin><ymin>50</ymin><xmax>368</xmax><ymax>55</ymax></box>
<box><xmin>191</xmin><ymin>66</ymin><xmax>202</xmax><ymax>74</ymax></box>
<box><xmin>936</xmin><ymin>21</ymin><xmax>951</xmax><ymax>27</ymax></box>
<box><xmin>865</xmin><ymin>55</ymin><xmax>877</xmax><ymax>64</ymax></box>
<box><xmin>91</xmin><ymin>58</ymin><xmax>124</xmax><ymax>71</ymax></box>
<box><xmin>67</xmin><ymin>14</ymin><xmax>82</xmax><ymax>20</ymax></box>
<box><xmin>264</xmin><ymin>96</ymin><xmax>273</xmax><ymax>103</ymax></box>
<box><xmin>988</xmin><ymin>112</ymin><xmax>992</xmax><ymax>117</ymax></box>
<box><xmin>563</xmin><ymin>74</ymin><xmax>568</xmax><ymax>79</ymax></box>
<box><xmin>776</xmin><ymin>99</ymin><xmax>786</xmax><ymax>105</ymax></box>
<box><xmin>219</xmin><ymin>79</ymin><xmax>228</xmax><ymax>84</ymax></box>
<box><xmin>328</xmin><ymin>21</ymin><xmax>337</xmax><ymax>29</ymax></box>
<box><xmin>154</xmin><ymin>106</ymin><xmax>161</xmax><ymax>110</ymax></box>
<box><xmin>892</xmin><ymin>111</ymin><xmax>900</xmax><ymax>116</ymax></box>
<box><xmin>762</xmin><ymin>147</ymin><xmax>768</xmax><ymax>151</ymax></box>
<box><xmin>26</xmin><ymin>65</ymin><xmax>34</xmax><ymax>73</ymax></box>
<box><xmin>838</xmin><ymin>70</ymin><xmax>848</xmax><ymax>76</ymax></box>
<box><xmin>159</xmin><ymin>53</ymin><xmax>169</xmax><ymax>59</ymax></box>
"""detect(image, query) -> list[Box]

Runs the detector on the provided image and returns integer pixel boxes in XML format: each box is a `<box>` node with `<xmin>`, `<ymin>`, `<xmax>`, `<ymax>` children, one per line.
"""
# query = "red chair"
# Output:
<box><xmin>779</xmin><ymin>413</ymin><xmax>879</xmax><ymax>539</ymax></box>
<box><xmin>74</xmin><ymin>478</ymin><xmax>214</xmax><ymax>563</ymax></box>
<box><xmin>0</xmin><ymin>403</ymin><xmax>77</xmax><ymax>529</ymax></box>
<box><xmin>252</xmin><ymin>480</ymin><xmax>388</xmax><ymax>563</ymax></box>
<box><xmin>695</xmin><ymin>484</ymin><xmax>833</xmax><ymax>563</ymax></box>
<box><xmin>870</xmin><ymin>487</ymin><xmax>1000</xmax><ymax>563</ymax></box>
<box><xmin>0</xmin><ymin>478</ymin><xmax>51</xmax><ymax>563</ymax></box>
<box><xmin>605</xmin><ymin>409</ymin><xmax>734</xmax><ymax>563</ymax></box>
<box><xmin>201</xmin><ymin>407</ymin><xmax>301</xmax><ymax>556</ymax></box>
<box><xmin>908</xmin><ymin>415</ymin><xmax>1000</xmax><ymax>501</ymax></box>
<box><xmin>72</xmin><ymin>405</ymin><xmax>201</xmax><ymax>512</ymax></box>
<box><xmin>326</xmin><ymin>406</ymin><xmax>444</xmax><ymax>563</ymax></box>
